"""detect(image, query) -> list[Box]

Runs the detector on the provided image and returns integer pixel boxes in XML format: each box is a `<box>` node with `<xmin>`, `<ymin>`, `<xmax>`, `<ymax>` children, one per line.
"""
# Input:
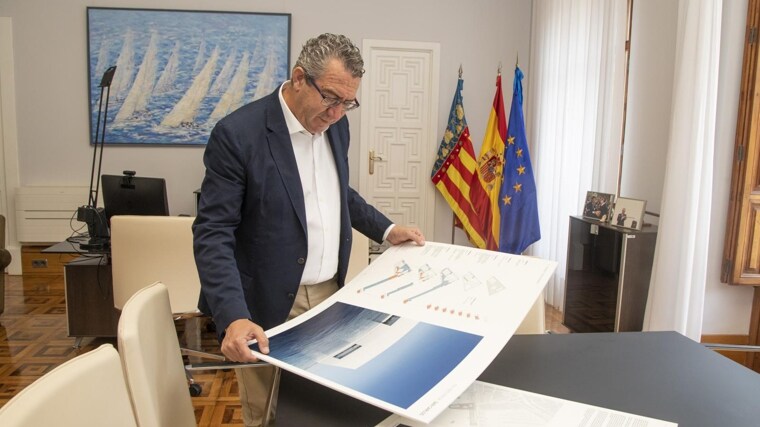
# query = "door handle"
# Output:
<box><xmin>369</xmin><ymin>150</ymin><xmax>384</xmax><ymax>175</ymax></box>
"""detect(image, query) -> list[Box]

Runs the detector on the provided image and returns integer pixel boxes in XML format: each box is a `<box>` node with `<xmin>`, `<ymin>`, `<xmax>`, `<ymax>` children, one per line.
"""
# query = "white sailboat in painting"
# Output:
<box><xmin>208</xmin><ymin>51</ymin><xmax>250</xmax><ymax>122</ymax></box>
<box><xmin>209</xmin><ymin>49</ymin><xmax>237</xmax><ymax>96</ymax></box>
<box><xmin>154</xmin><ymin>41</ymin><xmax>180</xmax><ymax>94</ymax></box>
<box><xmin>115</xmin><ymin>31</ymin><xmax>159</xmax><ymax>122</ymax></box>
<box><xmin>192</xmin><ymin>39</ymin><xmax>206</xmax><ymax>75</ymax></box>
<box><xmin>94</xmin><ymin>36</ymin><xmax>111</xmax><ymax>80</ymax></box>
<box><xmin>161</xmin><ymin>46</ymin><xmax>220</xmax><ymax>127</ymax></box>
<box><xmin>110</xmin><ymin>30</ymin><xmax>136</xmax><ymax>101</ymax></box>
<box><xmin>252</xmin><ymin>48</ymin><xmax>278</xmax><ymax>101</ymax></box>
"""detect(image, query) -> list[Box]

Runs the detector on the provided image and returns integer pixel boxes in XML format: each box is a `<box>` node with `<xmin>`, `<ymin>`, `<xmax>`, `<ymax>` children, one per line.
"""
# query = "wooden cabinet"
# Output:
<box><xmin>562</xmin><ymin>216</ymin><xmax>657</xmax><ymax>332</ymax></box>
<box><xmin>64</xmin><ymin>256</ymin><xmax>119</xmax><ymax>340</ymax></box>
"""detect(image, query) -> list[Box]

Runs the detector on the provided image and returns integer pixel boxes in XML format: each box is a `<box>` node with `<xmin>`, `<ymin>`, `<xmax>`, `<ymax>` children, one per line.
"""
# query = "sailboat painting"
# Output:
<box><xmin>87</xmin><ymin>8</ymin><xmax>291</xmax><ymax>145</ymax></box>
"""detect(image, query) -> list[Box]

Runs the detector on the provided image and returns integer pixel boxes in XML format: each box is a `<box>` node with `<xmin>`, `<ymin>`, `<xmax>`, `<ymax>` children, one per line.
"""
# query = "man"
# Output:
<box><xmin>193</xmin><ymin>33</ymin><xmax>425</xmax><ymax>426</ymax></box>
<box><xmin>616</xmin><ymin>208</ymin><xmax>627</xmax><ymax>226</ymax></box>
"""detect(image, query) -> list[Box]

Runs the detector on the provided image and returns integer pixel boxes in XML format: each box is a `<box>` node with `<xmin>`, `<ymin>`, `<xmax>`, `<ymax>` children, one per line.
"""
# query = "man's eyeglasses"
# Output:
<box><xmin>304</xmin><ymin>74</ymin><xmax>360</xmax><ymax>111</ymax></box>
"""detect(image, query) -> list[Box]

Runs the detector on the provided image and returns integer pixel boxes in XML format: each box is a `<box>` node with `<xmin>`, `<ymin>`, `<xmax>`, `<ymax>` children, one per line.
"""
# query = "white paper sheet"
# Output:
<box><xmin>248</xmin><ymin>241</ymin><xmax>557</xmax><ymax>423</ymax></box>
<box><xmin>376</xmin><ymin>381</ymin><xmax>678</xmax><ymax>427</ymax></box>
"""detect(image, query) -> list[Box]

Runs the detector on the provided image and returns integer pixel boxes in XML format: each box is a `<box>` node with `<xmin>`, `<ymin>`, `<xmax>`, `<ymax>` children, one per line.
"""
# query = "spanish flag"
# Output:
<box><xmin>431</xmin><ymin>78</ymin><xmax>491</xmax><ymax>249</ymax></box>
<box><xmin>476</xmin><ymin>73</ymin><xmax>508</xmax><ymax>250</ymax></box>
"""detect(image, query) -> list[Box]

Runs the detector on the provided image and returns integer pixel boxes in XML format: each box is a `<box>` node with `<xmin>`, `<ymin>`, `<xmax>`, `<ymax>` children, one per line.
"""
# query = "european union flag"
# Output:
<box><xmin>498</xmin><ymin>67</ymin><xmax>540</xmax><ymax>254</ymax></box>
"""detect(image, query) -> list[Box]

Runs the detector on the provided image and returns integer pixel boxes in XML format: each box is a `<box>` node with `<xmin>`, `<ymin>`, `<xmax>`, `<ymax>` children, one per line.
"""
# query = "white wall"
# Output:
<box><xmin>0</xmin><ymin>0</ymin><xmax>531</xmax><ymax>238</ymax></box>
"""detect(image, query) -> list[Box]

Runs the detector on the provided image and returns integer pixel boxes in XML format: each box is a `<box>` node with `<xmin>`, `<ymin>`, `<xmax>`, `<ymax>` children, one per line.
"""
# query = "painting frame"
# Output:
<box><xmin>86</xmin><ymin>7</ymin><xmax>291</xmax><ymax>146</ymax></box>
<box><xmin>582</xmin><ymin>191</ymin><xmax>616</xmax><ymax>223</ymax></box>
<box><xmin>611</xmin><ymin>197</ymin><xmax>647</xmax><ymax>230</ymax></box>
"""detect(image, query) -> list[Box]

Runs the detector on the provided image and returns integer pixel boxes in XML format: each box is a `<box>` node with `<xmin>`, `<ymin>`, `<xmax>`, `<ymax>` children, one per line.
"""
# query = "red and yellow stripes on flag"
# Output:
<box><xmin>476</xmin><ymin>73</ymin><xmax>508</xmax><ymax>250</ymax></box>
<box><xmin>431</xmin><ymin>78</ymin><xmax>491</xmax><ymax>249</ymax></box>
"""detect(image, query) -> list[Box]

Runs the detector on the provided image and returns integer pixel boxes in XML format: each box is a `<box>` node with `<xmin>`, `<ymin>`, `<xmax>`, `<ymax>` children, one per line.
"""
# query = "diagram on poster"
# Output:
<box><xmin>249</xmin><ymin>242</ymin><xmax>557</xmax><ymax>424</ymax></box>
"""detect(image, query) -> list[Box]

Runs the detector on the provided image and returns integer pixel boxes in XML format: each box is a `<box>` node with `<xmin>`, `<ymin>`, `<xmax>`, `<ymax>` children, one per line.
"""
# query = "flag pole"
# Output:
<box><xmin>451</xmin><ymin>63</ymin><xmax>463</xmax><ymax>245</ymax></box>
<box><xmin>451</xmin><ymin>213</ymin><xmax>456</xmax><ymax>244</ymax></box>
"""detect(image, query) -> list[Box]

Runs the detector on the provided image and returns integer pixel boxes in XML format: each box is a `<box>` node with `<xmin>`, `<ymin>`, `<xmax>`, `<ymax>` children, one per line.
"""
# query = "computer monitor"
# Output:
<box><xmin>101</xmin><ymin>172</ymin><xmax>170</xmax><ymax>224</ymax></box>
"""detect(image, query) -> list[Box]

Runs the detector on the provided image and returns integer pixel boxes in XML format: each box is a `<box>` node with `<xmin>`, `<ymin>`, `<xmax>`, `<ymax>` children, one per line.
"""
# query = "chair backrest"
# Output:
<box><xmin>110</xmin><ymin>215</ymin><xmax>200</xmax><ymax>313</ymax></box>
<box><xmin>0</xmin><ymin>344</ymin><xmax>137</xmax><ymax>427</ymax></box>
<box><xmin>118</xmin><ymin>281</ymin><xmax>196</xmax><ymax>427</ymax></box>
<box><xmin>346</xmin><ymin>228</ymin><xmax>369</xmax><ymax>283</ymax></box>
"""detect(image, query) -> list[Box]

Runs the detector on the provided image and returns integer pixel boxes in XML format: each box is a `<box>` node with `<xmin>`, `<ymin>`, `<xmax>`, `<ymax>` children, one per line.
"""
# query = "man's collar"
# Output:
<box><xmin>279</xmin><ymin>81</ymin><xmax>324</xmax><ymax>137</ymax></box>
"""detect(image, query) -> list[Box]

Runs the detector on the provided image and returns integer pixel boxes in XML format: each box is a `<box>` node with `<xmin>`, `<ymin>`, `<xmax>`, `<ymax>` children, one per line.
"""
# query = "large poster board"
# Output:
<box><xmin>249</xmin><ymin>242</ymin><xmax>557</xmax><ymax>423</ymax></box>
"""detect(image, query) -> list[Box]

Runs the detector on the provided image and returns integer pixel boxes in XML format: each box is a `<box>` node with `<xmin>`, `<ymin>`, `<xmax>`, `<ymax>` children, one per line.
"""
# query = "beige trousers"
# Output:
<box><xmin>234</xmin><ymin>278</ymin><xmax>339</xmax><ymax>427</ymax></box>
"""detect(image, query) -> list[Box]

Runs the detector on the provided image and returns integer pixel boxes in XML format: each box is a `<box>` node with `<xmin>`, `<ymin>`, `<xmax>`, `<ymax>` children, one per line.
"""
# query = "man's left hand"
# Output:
<box><xmin>387</xmin><ymin>225</ymin><xmax>425</xmax><ymax>246</ymax></box>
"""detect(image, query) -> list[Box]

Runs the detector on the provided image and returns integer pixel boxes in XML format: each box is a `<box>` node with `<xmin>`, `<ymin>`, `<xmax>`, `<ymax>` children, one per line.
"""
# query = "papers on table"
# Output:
<box><xmin>376</xmin><ymin>381</ymin><xmax>678</xmax><ymax>427</ymax></box>
<box><xmin>248</xmin><ymin>241</ymin><xmax>557</xmax><ymax>423</ymax></box>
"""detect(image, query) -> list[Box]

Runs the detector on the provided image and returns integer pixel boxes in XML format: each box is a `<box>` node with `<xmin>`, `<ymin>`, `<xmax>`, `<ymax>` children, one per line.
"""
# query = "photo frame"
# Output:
<box><xmin>582</xmin><ymin>191</ymin><xmax>615</xmax><ymax>223</ymax></box>
<box><xmin>611</xmin><ymin>197</ymin><xmax>647</xmax><ymax>230</ymax></box>
<box><xmin>87</xmin><ymin>7</ymin><xmax>291</xmax><ymax>145</ymax></box>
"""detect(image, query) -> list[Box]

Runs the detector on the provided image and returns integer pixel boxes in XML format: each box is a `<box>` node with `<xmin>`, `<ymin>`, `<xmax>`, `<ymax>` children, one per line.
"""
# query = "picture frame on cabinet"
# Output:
<box><xmin>582</xmin><ymin>191</ymin><xmax>615</xmax><ymax>223</ymax></box>
<box><xmin>612</xmin><ymin>197</ymin><xmax>647</xmax><ymax>230</ymax></box>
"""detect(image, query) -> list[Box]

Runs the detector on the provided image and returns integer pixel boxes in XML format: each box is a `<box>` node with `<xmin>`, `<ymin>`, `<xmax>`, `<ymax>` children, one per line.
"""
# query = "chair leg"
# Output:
<box><xmin>186</xmin><ymin>370</ymin><xmax>202</xmax><ymax>397</ymax></box>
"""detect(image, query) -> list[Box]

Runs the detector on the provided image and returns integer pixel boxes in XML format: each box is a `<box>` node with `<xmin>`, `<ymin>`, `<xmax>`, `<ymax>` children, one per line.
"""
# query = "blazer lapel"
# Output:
<box><xmin>265</xmin><ymin>91</ymin><xmax>307</xmax><ymax>235</ymax></box>
<box><xmin>326</xmin><ymin>123</ymin><xmax>351</xmax><ymax>243</ymax></box>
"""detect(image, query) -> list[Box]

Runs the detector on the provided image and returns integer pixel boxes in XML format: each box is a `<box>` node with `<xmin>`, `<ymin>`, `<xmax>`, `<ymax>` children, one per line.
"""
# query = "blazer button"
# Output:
<box><xmin>297</xmin><ymin>257</ymin><xmax>306</xmax><ymax>265</ymax></box>
<box><xmin>287</xmin><ymin>293</ymin><xmax>295</xmax><ymax>299</ymax></box>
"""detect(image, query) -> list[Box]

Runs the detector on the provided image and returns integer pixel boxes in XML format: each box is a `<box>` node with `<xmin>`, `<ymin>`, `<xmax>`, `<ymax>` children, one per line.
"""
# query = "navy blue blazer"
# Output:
<box><xmin>193</xmin><ymin>87</ymin><xmax>392</xmax><ymax>335</ymax></box>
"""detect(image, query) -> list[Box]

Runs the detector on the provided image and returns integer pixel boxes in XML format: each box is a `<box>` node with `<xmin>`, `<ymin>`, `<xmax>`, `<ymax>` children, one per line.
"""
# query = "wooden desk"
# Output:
<box><xmin>276</xmin><ymin>332</ymin><xmax>760</xmax><ymax>426</ymax></box>
<box><xmin>44</xmin><ymin>240</ymin><xmax>118</xmax><ymax>347</ymax></box>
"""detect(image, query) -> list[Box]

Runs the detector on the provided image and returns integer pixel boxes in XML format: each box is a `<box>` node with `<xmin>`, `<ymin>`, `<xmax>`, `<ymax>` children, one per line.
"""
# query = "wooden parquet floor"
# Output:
<box><xmin>0</xmin><ymin>272</ymin><xmax>570</xmax><ymax>425</ymax></box>
<box><xmin>0</xmin><ymin>273</ymin><xmax>245</xmax><ymax>426</ymax></box>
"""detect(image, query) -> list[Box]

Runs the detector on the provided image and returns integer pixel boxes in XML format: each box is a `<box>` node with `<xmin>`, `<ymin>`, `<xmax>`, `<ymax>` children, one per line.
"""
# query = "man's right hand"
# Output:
<box><xmin>221</xmin><ymin>318</ymin><xmax>270</xmax><ymax>362</ymax></box>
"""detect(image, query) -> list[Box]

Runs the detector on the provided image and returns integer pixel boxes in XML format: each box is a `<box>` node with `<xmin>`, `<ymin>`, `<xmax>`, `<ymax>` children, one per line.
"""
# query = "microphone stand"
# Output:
<box><xmin>77</xmin><ymin>65</ymin><xmax>116</xmax><ymax>251</ymax></box>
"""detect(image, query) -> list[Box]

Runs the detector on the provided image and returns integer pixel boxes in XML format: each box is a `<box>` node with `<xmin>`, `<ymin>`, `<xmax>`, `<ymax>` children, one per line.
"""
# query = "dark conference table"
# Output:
<box><xmin>275</xmin><ymin>331</ymin><xmax>760</xmax><ymax>426</ymax></box>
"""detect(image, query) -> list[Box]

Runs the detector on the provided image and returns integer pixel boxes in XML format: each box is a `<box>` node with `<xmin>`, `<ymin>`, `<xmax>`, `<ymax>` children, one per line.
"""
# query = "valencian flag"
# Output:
<box><xmin>431</xmin><ymin>77</ymin><xmax>491</xmax><ymax>249</ymax></box>
<box><xmin>498</xmin><ymin>66</ymin><xmax>540</xmax><ymax>254</ymax></box>
<box><xmin>477</xmin><ymin>73</ymin><xmax>508</xmax><ymax>250</ymax></box>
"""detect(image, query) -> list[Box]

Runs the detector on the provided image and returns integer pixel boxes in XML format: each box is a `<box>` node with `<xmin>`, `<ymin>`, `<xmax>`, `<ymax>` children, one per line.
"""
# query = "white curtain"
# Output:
<box><xmin>643</xmin><ymin>0</ymin><xmax>722</xmax><ymax>341</ymax></box>
<box><xmin>528</xmin><ymin>0</ymin><xmax>628</xmax><ymax>308</ymax></box>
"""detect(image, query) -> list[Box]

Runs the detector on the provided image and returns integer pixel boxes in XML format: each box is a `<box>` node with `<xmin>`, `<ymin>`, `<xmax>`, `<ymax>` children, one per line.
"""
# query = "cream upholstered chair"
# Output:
<box><xmin>0</xmin><ymin>344</ymin><xmax>137</xmax><ymax>427</ymax></box>
<box><xmin>110</xmin><ymin>215</ymin><xmax>201</xmax><ymax>314</ymax></box>
<box><xmin>346</xmin><ymin>228</ymin><xmax>370</xmax><ymax>283</ymax></box>
<box><xmin>117</xmin><ymin>281</ymin><xmax>197</xmax><ymax>427</ymax></box>
<box><xmin>110</xmin><ymin>215</ymin><xmax>225</xmax><ymax>395</ymax></box>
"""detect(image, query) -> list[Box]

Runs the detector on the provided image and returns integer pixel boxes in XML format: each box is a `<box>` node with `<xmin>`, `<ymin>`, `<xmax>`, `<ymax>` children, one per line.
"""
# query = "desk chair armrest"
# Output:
<box><xmin>185</xmin><ymin>360</ymin><xmax>270</xmax><ymax>371</ymax></box>
<box><xmin>181</xmin><ymin>348</ymin><xmax>270</xmax><ymax>371</ymax></box>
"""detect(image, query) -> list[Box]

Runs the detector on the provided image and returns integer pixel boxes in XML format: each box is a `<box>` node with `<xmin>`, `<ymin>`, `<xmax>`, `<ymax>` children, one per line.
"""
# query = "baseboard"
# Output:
<box><xmin>701</xmin><ymin>334</ymin><xmax>749</xmax><ymax>366</ymax></box>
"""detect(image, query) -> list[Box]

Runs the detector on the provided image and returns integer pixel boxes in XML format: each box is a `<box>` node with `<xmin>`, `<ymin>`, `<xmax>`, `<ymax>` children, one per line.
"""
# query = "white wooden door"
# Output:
<box><xmin>359</xmin><ymin>40</ymin><xmax>440</xmax><ymax>255</ymax></box>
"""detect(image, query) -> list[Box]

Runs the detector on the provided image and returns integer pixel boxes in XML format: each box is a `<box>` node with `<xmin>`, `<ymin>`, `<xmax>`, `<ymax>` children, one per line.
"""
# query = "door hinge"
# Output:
<box><xmin>750</xmin><ymin>27</ymin><xmax>758</xmax><ymax>45</ymax></box>
<box><xmin>737</xmin><ymin>145</ymin><xmax>744</xmax><ymax>162</ymax></box>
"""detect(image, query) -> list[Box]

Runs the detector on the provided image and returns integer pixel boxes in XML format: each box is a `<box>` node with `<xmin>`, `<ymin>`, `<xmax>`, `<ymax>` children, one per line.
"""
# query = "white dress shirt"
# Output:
<box><xmin>279</xmin><ymin>83</ymin><xmax>341</xmax><ymax>285</ymax></box>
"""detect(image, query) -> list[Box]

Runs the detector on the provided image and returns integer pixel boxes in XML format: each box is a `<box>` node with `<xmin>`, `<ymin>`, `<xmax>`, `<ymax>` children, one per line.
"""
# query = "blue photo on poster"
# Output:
<box><xmin>250</xmin><ymin>302</ymin><xmax>482</xmax><ymax>409</ymax></box>
<box><xmin>87</xmin><ymin>8</ymin><xmax>290</xmax><ymax>145</ymax></box>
